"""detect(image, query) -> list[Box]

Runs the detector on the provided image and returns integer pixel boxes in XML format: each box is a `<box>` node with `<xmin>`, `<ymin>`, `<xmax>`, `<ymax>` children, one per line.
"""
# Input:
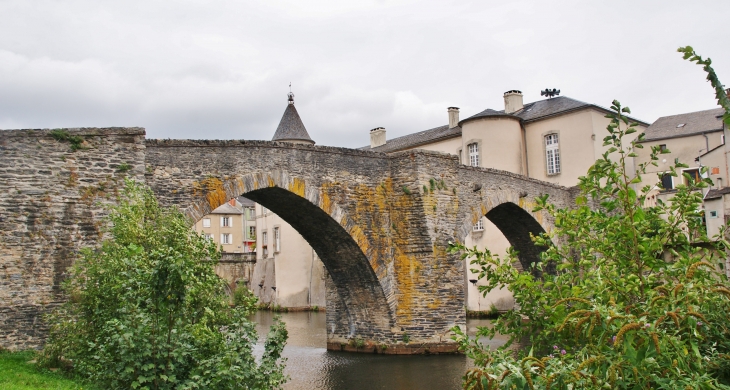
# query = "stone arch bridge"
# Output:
<box><xmin>0</xmin><ymin>128</ymin><xmax>576</xmax><ymax>352</ymax></box>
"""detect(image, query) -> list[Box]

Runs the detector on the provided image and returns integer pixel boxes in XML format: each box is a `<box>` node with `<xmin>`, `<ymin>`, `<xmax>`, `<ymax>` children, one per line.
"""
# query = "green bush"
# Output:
<box><xmin>232</xmin><ymin>285</ymin><xmax>258</xmax><ymax>309</ymax></box>
<box><xmin>40</xmin><ymin>180</ymin><xmax>288</xmax><ymax>389</ymax></box>
<box><xmin>449</xmin><ymin>48</ymin><xmax>730</xmax><ymax>389</ymax></box>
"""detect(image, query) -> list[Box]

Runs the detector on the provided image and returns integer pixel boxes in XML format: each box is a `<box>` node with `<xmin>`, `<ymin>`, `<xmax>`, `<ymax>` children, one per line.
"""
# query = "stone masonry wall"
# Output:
<box><xmin>0</xmin><ymin>128</ymin><xmax>146</xmax><ymax>349</ymax></box>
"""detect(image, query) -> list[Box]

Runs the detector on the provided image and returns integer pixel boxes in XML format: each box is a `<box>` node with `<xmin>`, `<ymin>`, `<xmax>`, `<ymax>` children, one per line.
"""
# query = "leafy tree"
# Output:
<box><xmin>41</xmin><ymin>180</ymin><xmax>288</xmax><ymax>389</ymax></box>
<box><xmin>449</xmin><ymin>48</ymin><xmax>730</xmax><ymax>389</ymax></box>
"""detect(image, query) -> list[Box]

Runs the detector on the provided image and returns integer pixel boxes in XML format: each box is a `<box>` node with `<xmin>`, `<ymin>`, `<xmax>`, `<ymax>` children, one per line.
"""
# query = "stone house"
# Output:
<box><xmin>363</xmin><ymin>90</ymin><xmax>649</xmax><ymax>312</ymax></box>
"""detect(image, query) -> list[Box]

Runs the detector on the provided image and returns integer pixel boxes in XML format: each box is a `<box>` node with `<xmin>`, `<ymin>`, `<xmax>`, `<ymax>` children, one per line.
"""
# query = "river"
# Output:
<box><xmin>252</xmin><ymin>311</ymin><xmax>507</xmax><ymax>390</ymax></box>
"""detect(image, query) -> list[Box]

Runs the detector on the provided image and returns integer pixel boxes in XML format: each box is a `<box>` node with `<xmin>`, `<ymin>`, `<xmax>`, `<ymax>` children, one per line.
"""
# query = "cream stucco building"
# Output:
<box><xmin>637</xmin><ymin>107</ymin><xmax>725</xmax><ymax>208</ymax></box>
<box><xmin>364</xmin><ymin>90</ymin><xmax>649</xmax><ymax>312</ymax></box>
<box><xmin>193</xmin><ymin>198</ymin><xmax>255</xmax><ymax>254</ymax></box>
<box><xmin>193</xmin><ymin>198</ymin><xmax>257</xmax><ymax>297</ymax></box>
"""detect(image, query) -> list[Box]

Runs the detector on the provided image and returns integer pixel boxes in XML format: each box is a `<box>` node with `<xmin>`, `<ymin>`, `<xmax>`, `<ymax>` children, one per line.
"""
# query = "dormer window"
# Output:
<box><xmin>676</xmin><ymin>123</ymin><xmax>686</xmax><ymax>128</ymax></box>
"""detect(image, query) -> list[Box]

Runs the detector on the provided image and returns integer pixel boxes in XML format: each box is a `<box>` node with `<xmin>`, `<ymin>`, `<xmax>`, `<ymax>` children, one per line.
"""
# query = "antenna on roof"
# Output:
<box><xmin>541</xmin><ymin>88</ymin><xmax>560</xmax><ymax>99</ymax></box>
<box><xmin>287</xmin><ymin>82</ymin><xmax>295</xmax><ymax>105</ymax></box>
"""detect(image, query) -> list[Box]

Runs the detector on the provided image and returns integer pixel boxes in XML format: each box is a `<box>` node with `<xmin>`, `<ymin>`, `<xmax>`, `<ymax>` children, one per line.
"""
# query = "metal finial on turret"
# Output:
<box><xmin>288</xmin><ymin>82</ymin><xmax>295</xmax><ymax>105</ymax></box>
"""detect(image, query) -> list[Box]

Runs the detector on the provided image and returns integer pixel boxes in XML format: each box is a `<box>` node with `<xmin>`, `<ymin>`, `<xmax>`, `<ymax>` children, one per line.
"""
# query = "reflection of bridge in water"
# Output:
<box><xmin>0</xmin><ymin>127</ymin><xmax>575</xmax><ymax>353</ymax></box>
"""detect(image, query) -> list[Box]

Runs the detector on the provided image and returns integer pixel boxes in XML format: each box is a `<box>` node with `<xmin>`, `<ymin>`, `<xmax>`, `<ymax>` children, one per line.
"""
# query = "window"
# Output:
<box><xmin>659</xmin><ymin>144</ymin><xmax>667</xmax><ymax>152</ymax></box>
<box><xmin>274</xmin><ymin>227</ymin><xmax>280</xmax><ymax>252</ymax></box>
<box><xmin>683</xmin><ymin>168</ymin><xmax>701</xmax><ymax>185</ymax></box>
<box><xmin>262</xmin><ymin>231</ymin><xmax>268</xmax><ymax>258</ymax></box>
<box><xmin>204</xmin><ymin>233</ymin><xmax>213</xmax><ymax>241</ymax></box>
<box><xmin>709</xmin><ymin>210</ymin><xmax>719</xmax><ymax>219</ymax></box>
<box><xmin>248</xmin><ymin>226</ymin><xmax>256</xmax><ymax>240</ymax></box>
<box><xmin>473</xmin><ymin>218</ymin><xmax>484</xmax><ymax>231</ymax></box>
<box><xmin>722</xmin><ymin>133</ymin><xmax>726</xmax><ymax>144</ymax></box>
<box><xmin>468</xmin><ymin>143</ymin><xmax>479</xmax><ymax>167</ymax></box>
<box><xmin>545</xmin><ymin>134</ymin><xmax>560</xmax><ymax>175</ymax></box>
<box><xmin>202</xmin><ymin>218</ymin><xmax>210</xmax><ymax>228</ymax></box>
<box><xmin>221</xmin><ymin>216</ymin><xmax>231</xmax><ymax>227</ymax></box>
<box><xmin>661</xmin><ymin>173</ymin><xmax>673</xmax><ymax>190</ymax></box>
<box><xmin>221</xmin><ymin>233</ymin><xmax>232</xmax><ymax>244</ymax></box>
<box><xmin>262</xmin><ymin>206</ymin><xmax>269</xmax><ymax>215</ymax></box>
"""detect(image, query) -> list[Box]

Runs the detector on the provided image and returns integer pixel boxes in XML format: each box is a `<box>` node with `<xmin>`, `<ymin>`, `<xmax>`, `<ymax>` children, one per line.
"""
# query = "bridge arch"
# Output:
<box><xmin>180</xmin><ymin>172</ymin><xmax>395</xmax><ymax>342</ymax></box>
<box><xmin>459</xmin><ymin>190</ymin><xmax>550</xmax><ymax>274</ymax></box>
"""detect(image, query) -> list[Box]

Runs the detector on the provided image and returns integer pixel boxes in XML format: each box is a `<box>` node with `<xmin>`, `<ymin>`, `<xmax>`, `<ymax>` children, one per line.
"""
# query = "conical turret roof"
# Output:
<box><xmin>272</xmin><ymin>101</ymin><xmax>314</xmax><ymax>144</ymax></box>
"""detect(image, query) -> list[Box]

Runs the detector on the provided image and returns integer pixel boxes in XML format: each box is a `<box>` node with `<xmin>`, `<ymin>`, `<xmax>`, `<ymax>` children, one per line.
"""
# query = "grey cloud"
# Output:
<box><xmin>0</xmin><ymin>0</ymin><xmax>728</xmax><ymax>148</ymax></box>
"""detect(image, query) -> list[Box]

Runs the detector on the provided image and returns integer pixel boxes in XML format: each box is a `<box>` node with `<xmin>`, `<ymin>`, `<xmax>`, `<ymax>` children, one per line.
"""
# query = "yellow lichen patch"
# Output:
<box><xmin>518</xmin><ymin>197</ymin><xmax>543</xmax><ymax>224</ymax></box>
<box><xmin>393</xmin><ymin>249</ymin><xmax>415</xmax><ymax>321</ymax></box>
<box><xmin>207</xmin><ymin>189</ymin><xmax>228</xmax><ymax>210</ymax></box>
<box><xmin>192</xmin><ymin>177</ymin><xmax>228</xmax><ymax>210</ymax></box>
<box><xmin>432</xmin><ymin>243</ymin><xmax>448</xmax><ymax>262</ymax></box>
<box><xmin>319</xmin><ymin>183</ymin><xmax>335</xmax><ymax>215</ymax></box>
<box><xmin>288</xmin><ymin>177</ymin><xmax>306</xmax><ymax>197</ymax></box>
<box><xmin>348</xmin><ymin>225</ymin><xmax>370</xmax><ymax>259</ymax></box>
<box><xmin>374</xmin><ymin>178</ymin><xmax>392</xmax><ymax>210</ymax></box>
<box><xmin>236</xmin><ymin>177</ymin><xmax>245</xmax><ymax>193</ymax></box>
<box><xmin>267</xmin><ymin>175</ymin><xmax>276</xmax><ymax>188</ymax></box>
<box><xmin>427</xmin><ymin>298</ymin><xmax>442</xmax><ymax>310</ymax></box>
<box><xmin>388</xmin><ymin>188</ymin><xmax>421</xmax><ymax>322</ymax></box>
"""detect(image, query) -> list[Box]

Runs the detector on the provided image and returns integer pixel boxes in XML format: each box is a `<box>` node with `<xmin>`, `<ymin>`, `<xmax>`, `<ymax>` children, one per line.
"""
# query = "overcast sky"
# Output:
<box><xmin>0</xmin><ymin>0</ymin><xmax>728</xmax><ymax>148</ymax></box>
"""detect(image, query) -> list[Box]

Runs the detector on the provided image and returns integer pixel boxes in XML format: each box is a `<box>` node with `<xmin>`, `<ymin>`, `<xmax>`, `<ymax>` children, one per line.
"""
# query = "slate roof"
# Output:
<box><xmin>272</xmin><ymin>104</ymin><xmax>315</xmax><ymax>144</ymax></box>
<box><xmin>459</xmin><ymin>108</ymin><xmax>519</xmax><ymax>122</ymax></box>
<box><xmin>704</xmin><ymin>186</ymin><xmax>730</xmax><ymax>200</ymax></box>
<box><xmin>210</xmin><ymin>203</ymin><xmax>243</xmax><ymax>215</ymax></box>
<box><xmin>641</xmin><ymin>108</ymin><xmax>725</xmax><ymax>142</ymax></box>
<box><xmin>363</xmin><ymin>124</ymin><xmax>462</xmax><ymax>153</ymax></box>
<box><xmin>236</xmin><ymin>196</ymin><xmax>255</xmax><ymax>207</ymax></box>
<box><xmin>460</xmin><ymin>96</ymin><xmax>649</xmax><ymax>125</ymax></box>
<box><xmin>361</xmin><ymin>95</ymin><xmax>649</xmax><ymax>153</ymax></box>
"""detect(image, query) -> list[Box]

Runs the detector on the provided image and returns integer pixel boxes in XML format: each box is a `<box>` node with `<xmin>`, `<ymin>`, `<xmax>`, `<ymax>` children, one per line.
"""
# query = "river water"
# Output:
<box><xmin>252</xmin><ymin>311</ymin><xmax>507</xmax><ymax>390</ymax></box>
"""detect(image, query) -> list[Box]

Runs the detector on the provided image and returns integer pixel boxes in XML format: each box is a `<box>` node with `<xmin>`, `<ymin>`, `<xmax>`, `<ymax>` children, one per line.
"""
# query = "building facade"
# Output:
<box><xmin>193</xmin><ymin>198</ymin><xmax>256</xmax><ymax>296</ymax></box>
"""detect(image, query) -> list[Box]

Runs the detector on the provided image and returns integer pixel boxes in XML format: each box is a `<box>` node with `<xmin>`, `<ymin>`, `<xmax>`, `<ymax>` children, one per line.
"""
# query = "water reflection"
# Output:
<box><xmin>251</xmin><ymin>311</ymin><xmax>507</xmax><ymax>390</ymax></box>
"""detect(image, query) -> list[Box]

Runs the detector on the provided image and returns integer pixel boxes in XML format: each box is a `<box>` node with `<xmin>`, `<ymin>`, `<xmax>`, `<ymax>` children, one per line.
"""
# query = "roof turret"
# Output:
<box><xmin>271</xmin><ymin>90</ymin><xmax>315</xmax><ymax>145</ymax></box>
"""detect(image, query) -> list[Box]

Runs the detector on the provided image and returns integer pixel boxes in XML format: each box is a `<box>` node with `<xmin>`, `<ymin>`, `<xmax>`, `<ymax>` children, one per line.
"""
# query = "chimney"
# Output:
<box><xmin>229</xmin><ymin>198</ymin><xmax>236</xmax><ymax>206</ymax></box>
<box><xmin>370</xmin><ymin>127</ymin><xmax>386</xmax><ymax>148</ymax></box>
<box><xmin>503</xmin><ymin>90</ymin><xmax>523</xmax><ymax>114</ymax></box>
<box><xmin>448</xmin><ymin>107</ymin><xmax>460</xmax><ymax>128</ymax></box>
